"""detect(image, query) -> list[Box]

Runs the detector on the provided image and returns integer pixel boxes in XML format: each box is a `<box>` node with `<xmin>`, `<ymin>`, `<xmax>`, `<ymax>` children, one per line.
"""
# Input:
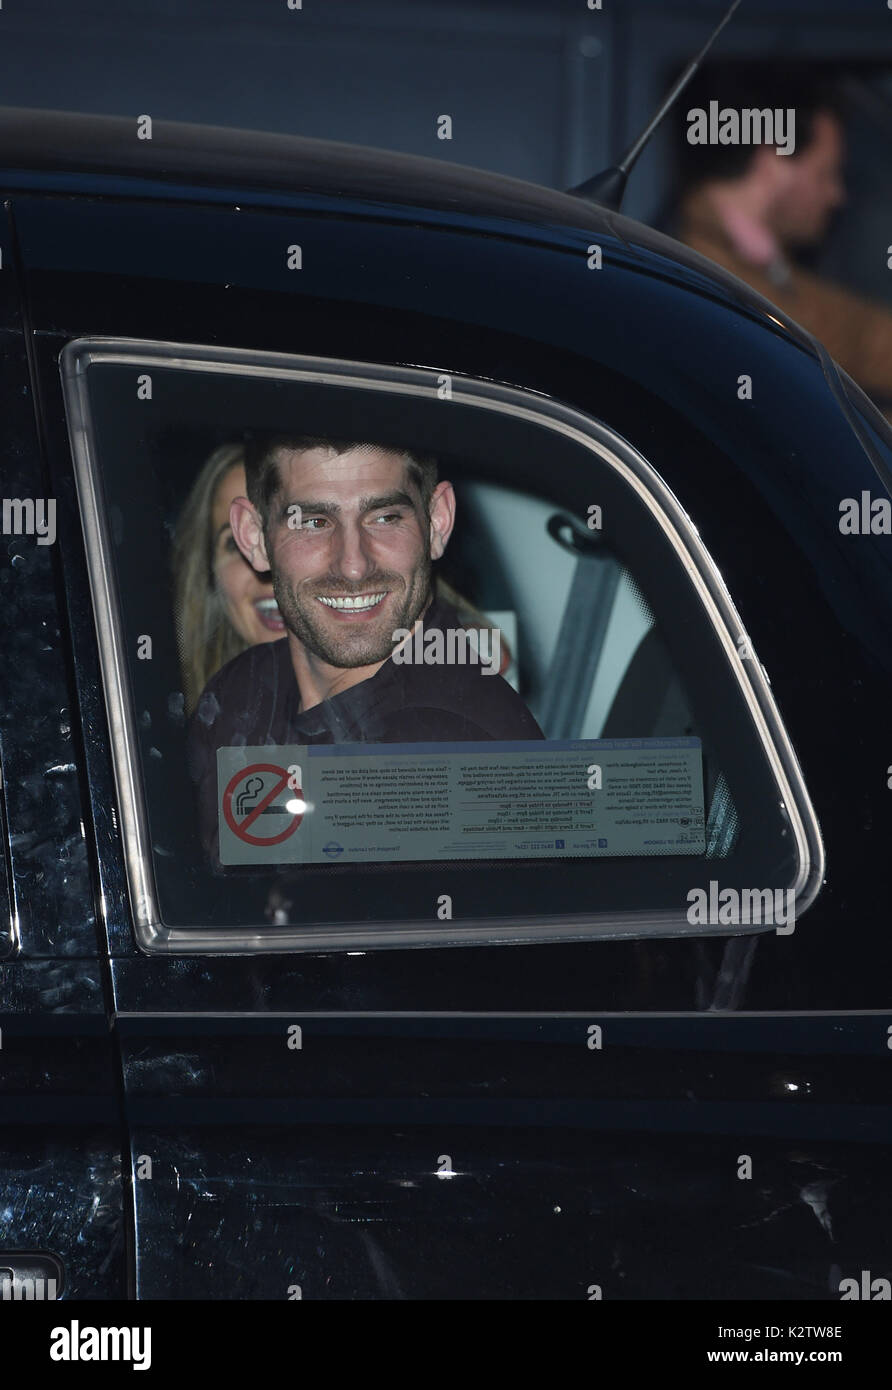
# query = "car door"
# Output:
<box><xmin>7</xmin><ymin>164</ymin><xmax>892</xmax><ymax>1300</ymax></box>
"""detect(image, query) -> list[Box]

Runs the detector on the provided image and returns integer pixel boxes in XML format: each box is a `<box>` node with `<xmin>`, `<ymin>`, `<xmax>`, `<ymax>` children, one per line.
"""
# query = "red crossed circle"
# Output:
<box><xmin>222</xmin><ymin>762</ymin><xmax>303</xmax><ymax>846</ymax></box>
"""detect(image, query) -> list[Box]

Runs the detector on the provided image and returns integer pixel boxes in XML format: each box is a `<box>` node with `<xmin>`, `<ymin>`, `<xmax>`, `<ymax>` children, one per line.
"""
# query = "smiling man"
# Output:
<box><xmin>186</xmin><ymin>434</ymin><xmax>543</xmax><ymax>856</ymax></box>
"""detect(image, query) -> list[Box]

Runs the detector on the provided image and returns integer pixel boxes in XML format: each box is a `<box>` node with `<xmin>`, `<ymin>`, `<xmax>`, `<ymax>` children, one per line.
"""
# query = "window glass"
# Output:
<box><xmin>61</xmin><ymin>343</ymin><xmax>822</xmax><ymax>950</ymax></box>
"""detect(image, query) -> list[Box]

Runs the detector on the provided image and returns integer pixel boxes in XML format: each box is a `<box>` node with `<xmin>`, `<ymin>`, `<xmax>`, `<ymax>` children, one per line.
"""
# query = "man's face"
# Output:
<box><xmin>771</xmin><ymin>110</ymin><xmax>846</xmax><ymax>246</ymax></box>
<box><xmin>236</xmin><ymin>445</ymin><xmax>454</xmax><ymax>669</ymax></box>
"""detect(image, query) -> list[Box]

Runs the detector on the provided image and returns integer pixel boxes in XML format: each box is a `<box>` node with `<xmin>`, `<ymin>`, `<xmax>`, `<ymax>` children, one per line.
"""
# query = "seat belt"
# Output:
<box><xmin>538</xmin><ymin>513</ymin><xmax>622</xmax><ymax>739</ymax></box>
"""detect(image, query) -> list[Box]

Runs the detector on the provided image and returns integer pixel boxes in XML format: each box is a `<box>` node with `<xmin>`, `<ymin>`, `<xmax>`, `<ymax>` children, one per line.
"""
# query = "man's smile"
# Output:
<box><xmin>315</xmin><ymin>590</ymin><xmax>388</xmax><ymax>614</ymax></box>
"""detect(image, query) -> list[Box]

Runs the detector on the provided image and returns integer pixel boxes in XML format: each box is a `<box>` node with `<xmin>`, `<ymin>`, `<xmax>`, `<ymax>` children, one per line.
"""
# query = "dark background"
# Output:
<box><xmin>5</xmin><ymin>0</ymin><xmax>892</xmax><ymax>302</ymax></box>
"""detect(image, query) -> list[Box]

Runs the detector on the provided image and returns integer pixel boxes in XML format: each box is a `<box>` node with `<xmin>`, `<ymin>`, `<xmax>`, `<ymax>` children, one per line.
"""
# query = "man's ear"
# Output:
<box><xmin>230</xmin><ymin>496</ymin><xmax>272</xmax><ymax>574</ymax></box>
<box><xmin>428</xmin><ymin>480</ymin><xmax>456</xmax><ymax>561</ymax></box>
<box><xmin>752</xmin><ymin>143</ymin><xmax>791</xmax><ymax>193</ymax></box>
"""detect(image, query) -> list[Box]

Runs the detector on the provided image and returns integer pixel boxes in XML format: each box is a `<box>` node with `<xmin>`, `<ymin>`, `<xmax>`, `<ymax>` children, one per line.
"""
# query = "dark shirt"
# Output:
<box><xmin>187</xmin><ymin>598</ymin><xmax>544</xmax><ymax>858</ymax></box>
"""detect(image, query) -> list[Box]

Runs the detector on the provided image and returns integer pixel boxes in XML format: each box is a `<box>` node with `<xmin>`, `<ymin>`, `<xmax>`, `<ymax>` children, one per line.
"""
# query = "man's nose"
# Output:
<box><xmin>331</xmin><ymin>521</ymin><xmax>375</xmax><ymax>579</ymax></box>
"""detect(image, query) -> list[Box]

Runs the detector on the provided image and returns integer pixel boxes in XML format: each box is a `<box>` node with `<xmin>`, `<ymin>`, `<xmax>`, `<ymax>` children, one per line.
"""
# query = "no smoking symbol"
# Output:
<box><xmin>222</xmin><ymin>763</ymin><xmax>303</xmax><ymax>847</ymax></box>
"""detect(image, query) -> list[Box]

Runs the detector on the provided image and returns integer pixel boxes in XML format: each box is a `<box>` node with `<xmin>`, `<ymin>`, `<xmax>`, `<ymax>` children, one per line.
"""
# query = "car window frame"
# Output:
<box><xmin>59</xmin><ymin>336</ymin><xmax>825</xmax><ymax>953</ymax></box>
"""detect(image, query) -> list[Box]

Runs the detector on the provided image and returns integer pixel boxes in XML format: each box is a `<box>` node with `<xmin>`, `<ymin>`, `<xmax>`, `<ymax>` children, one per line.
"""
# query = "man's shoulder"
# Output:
<box><xmin>405</xmin><ymin>657</ymin><xmax>541</xmax><ymax>718</ymax></box>
<box><xmin>380</xmin><ymin>662</ymin><xmax>544</xmax><ymax>741</ymax></box>
<box><xmin>386</xmin><ymin>602</ymin><xmax>544</xmax><ymax>740</ymax></box>
<box><xmin>191</xmin><ymin>639</ymin><xmax>292</xmax><ymax>736</ymax></box>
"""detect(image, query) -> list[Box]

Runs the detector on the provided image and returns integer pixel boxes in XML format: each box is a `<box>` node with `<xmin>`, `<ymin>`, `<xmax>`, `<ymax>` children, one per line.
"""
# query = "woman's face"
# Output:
<box><xmin>211</xmin><ymin>465</ymin><xmax>286</xmax><ymax>643</ymax></box>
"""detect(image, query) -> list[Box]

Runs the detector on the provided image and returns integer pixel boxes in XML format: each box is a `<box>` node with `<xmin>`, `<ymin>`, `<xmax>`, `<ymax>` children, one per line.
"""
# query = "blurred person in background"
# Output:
<box><xmin>671</xmin><ymin>63</ymin><xmax>892</xmax><ymax>413</ymax></box>
<box><xmin>172</xmin><ymin>442</ymin><xmax>511</xmax><ymax>716</ymax></box>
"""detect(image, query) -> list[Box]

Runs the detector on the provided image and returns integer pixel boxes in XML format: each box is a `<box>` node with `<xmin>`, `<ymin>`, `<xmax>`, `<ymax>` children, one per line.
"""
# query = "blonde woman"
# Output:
<box><xmin>172</xmin><ymin>443</ymin><xmax>285</xmax><ymax>714</ymax></box>
<box><xmin>172</xmin><ymin>442</ymin><xmax>510</xmax><ymax>715</ymax></box>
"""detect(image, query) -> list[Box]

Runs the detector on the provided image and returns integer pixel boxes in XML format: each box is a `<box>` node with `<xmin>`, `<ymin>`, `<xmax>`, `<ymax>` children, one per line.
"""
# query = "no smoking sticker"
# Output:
<box><xmin>217</xmin><ymin>738</ymin><xmax>705</xmax><ymax>868</ymax></box>
<box><xmin>220</xmin><ymin>760</ymin><xmax>304</xmax><ymax>858</ymax></box>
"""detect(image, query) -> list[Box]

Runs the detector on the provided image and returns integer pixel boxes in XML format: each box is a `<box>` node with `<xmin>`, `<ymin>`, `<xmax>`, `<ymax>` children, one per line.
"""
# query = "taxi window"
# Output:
<box><xmin>60</xmin><ymin>340</ymin><xmax>823</xmax><ymax>951</ymax></box>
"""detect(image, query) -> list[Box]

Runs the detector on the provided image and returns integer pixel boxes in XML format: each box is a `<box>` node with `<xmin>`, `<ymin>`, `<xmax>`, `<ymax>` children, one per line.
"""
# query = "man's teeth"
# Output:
<box><xmin>317</xmin><ymin>592</ymin><xmax>386</xmax><ymax>610</ymax></box>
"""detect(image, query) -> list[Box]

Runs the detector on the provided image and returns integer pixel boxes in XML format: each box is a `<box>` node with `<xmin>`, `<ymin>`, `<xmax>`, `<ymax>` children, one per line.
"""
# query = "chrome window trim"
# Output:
<box><xmin>59</xmin><ymin>337</ymin><xmax>825</xmax><ymax>955</ymax></box>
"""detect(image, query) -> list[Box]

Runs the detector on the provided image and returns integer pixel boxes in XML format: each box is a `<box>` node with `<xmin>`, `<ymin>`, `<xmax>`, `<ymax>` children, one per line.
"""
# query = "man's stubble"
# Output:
<box><xmin>269</xmin><ymin>547</ymin><xmax>433</xmax><ymax>669</ymax></box>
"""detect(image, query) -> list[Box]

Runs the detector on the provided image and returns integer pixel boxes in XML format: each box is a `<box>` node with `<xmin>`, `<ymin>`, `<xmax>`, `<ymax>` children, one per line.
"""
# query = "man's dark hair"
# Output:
<box><xmin>675</xmin><ymin>61</ymin><xmax>844</xmax><ymax>195</ymax></box>
<box><xmin>243</xmin><ymin>434</ymin><xmax>439</xmax><ymax>527</ymax></box>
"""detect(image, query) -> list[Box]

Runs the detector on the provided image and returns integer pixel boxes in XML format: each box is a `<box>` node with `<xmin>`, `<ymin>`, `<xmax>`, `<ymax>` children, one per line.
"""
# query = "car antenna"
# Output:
<box><xmin>568</xmin><ymin>0</ymin><xmax>743</xmax><ymax>210</ymax></box>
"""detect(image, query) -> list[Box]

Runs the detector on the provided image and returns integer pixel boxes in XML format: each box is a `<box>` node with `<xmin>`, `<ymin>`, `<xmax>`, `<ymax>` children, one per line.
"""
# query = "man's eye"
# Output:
<box><xmin>302</xmin><ymin>516</ymin><xmax>329</xmax><ymax>531</ymax></box>
<box><xmin>372</xmin><ymin>512</ymin><xmax>403</xmax><ymax>524</ymax></box>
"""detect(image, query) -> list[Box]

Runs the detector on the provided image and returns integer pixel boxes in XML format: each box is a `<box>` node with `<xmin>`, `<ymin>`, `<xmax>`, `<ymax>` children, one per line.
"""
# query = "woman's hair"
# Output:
<box><xmin>172</xmin><ymin>441</ymin><xmax>249</xmax><ymax>715</ymax></box>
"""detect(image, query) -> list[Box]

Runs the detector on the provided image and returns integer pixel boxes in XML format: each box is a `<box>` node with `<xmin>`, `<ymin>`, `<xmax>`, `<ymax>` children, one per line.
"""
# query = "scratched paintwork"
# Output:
<box><xmin>0</xmin><ymin>212</ymin><xmax>124</xmax><ymax>1299</ymax></box>
<box><xmin>0</xmin><ymin>1140</ymin><xmax>123</xmax><ymax>1299</ymax></box>
<box><xmin>129</xmin><ymin>1127</ymin><xmax>892</xmax><ymax>1300</ymax></box>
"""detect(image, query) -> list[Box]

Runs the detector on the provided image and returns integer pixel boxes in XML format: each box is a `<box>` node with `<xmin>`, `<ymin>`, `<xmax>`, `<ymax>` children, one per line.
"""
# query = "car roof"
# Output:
<box><xmin>0</xmin><ymin>105</ymin><xmax>820</xmax><ymax>360</ymax></box>
<box><xmin>0</xmin><ymin>105</ymin><xmax>609</xmax><ymax>227</ymax></box>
